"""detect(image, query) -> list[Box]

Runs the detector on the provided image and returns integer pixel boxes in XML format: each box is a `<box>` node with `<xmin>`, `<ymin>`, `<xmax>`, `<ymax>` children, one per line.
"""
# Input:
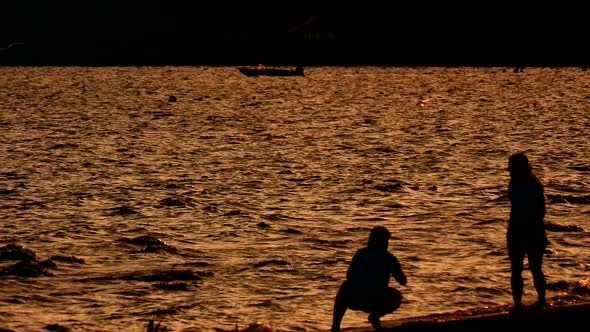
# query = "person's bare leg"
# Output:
<box><xmin>509</xmin><ymin>246</ymin><xmax>526</xmax><ymax>310</ymax></box>
<box><xmin>528</xmin><ymin>249</ymin><xmax>546</xmax><ymax>308</ymax></box>
<box><xmin>331</xmin><ymin>281</ymin><xmax>349</xmax><ymax>332</ymax></box>
<box><xmin>367</xmin><ymin>313</ymin><xmax>382</xmax><ymax>330</ymax></box>
<box><xmin>367</xmin><ymin>288</ymin><xmax>402</xmax><ymax>331</ymax></box>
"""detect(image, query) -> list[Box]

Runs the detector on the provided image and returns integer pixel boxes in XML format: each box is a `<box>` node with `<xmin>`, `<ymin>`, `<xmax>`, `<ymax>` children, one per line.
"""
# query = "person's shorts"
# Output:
<box><xmin>348</xmin><ymin>287</ymin><xmax>402</xmax><ymax>313</ymax></box>
<box><xmin>507</xmin><ymin>226</ymin><xmax>549</xmax><ymax>250</ymax></box>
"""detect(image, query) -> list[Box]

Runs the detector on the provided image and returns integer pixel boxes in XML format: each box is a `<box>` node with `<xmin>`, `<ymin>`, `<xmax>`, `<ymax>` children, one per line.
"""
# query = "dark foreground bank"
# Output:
<box><xmin>345</xmin><ymin>296</ymin><xmax>590</xmax><ymax>332</ymax></box>
<box><xmin>142</xmin><ymin>296</ymin><xmax>590</xmax><ymax>332</ymax></box>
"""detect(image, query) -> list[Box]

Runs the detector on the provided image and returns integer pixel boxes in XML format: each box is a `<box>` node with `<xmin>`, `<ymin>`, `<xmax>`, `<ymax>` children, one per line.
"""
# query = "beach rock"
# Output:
<box><xmin>44</xmin><ymin>323</ymin><xmax>70</xmax><ymax>332</ymax></box>
<box><xmin>0</xmin><ymin>259</ymin><xmax>56</xmax><ymax>277</ymax></box>
<box><xmin>50</xmin><ymin>255</ymin><xmax>85</xmax><ymax>264</ymax></box>
<box><xmin>0</xmin><ymin>243</ymin><xmax>37</xmax><ymax>261</ymax></box>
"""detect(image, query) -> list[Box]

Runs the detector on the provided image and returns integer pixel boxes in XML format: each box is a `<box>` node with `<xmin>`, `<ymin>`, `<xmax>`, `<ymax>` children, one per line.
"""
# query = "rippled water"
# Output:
<box><xmin>0</xmin><ymin>66</ymin><xmax>589</xmax><ymax>332</ymax></box>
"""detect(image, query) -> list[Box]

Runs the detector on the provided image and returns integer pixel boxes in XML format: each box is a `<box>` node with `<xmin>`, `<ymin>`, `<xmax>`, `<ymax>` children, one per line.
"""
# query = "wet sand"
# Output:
<box><xmin>345</xmin><ymin>297</ymin><xmax>590</xmax><ymax>332</ymax></box>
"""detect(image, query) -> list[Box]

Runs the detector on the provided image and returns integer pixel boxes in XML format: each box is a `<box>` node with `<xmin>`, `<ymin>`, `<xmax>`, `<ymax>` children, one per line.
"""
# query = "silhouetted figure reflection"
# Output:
<box><xmin>331</xmin><ymin>226</ymin><xmax>407</xmax><ymax>331</ymax></box>
<box><xmin>507</xmin><ymin>152</ymin><xmax>549</xmax><ymax>311</ymax></box>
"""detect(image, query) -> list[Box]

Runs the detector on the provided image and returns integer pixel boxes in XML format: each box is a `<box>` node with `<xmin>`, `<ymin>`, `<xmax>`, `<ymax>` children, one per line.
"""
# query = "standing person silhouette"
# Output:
<box><xmin>507</xmin><ymin>152</ymin><xmax>549</xmax><ymax>311</ymax></box>
<box><xmin>330</xmin><ymin>226</ymin><xmax>407</xmax><ymax>332</ymax></box>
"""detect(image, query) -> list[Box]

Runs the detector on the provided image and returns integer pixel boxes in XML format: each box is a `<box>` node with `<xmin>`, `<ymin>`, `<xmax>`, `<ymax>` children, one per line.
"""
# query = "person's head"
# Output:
<box><xmin>368</xmin><ymin>226</ymin><xmax>391</xmax><ymax>250</ymax></box>
<box><xmin>508</xmin><ymin>152</ymin><xmax>532</xmax><ymax>180</ymax></box>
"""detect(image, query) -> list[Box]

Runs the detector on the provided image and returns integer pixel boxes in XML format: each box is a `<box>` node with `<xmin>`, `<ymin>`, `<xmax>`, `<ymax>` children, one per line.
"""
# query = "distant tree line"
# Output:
<box><xmin>1</xmin><ymin>5</ymin><xmax>589</xmax><ymax>66</ymax></box>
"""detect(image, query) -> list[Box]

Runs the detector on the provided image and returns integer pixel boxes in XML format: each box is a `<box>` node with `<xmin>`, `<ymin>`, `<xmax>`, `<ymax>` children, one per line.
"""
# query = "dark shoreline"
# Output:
<box><xmin>344</xmin><ymin>297</ymin><xmax>590</xmax><ymax>332</ymax></box>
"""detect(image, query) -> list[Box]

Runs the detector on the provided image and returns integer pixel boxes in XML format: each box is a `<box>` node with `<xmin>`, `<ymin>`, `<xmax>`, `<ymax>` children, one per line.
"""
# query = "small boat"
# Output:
<box><xmin>237</xmin><ymin>65</ymin><xmax>304</xmax><ymax>77</ymax></box>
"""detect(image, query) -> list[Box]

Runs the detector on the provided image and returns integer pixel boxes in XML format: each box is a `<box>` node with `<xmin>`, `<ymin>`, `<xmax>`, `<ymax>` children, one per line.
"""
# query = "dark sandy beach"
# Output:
<box><xmin>345</xmin><ymin>297</ymin><xmax>590</xmax><ymax>332</ymax></box>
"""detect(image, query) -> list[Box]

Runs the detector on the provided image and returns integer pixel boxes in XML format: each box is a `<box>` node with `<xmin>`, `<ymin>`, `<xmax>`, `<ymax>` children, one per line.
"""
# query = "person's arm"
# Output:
<box><xmin>346</xmin><ymin>263</ymin><xmax>352</xmax><ymax>280</ymax></box>
<box><xmin>393</xmin><ymin>268</ymin><xmax>407</xmax><ymax>286</ymax></box>
<box><xmin>390</xmin><ymin>254</ymin><xmax>407</xmax><ymax>286</ymax></box>
<box><xmin>346</xmin><ymin>253</ymin><xmax>357</xmax><ymax>280</ymax></box>
<box><xmin>534</xmin><ymin>180</ymin><xmax>546</xmax><ymax>221</ymax></box>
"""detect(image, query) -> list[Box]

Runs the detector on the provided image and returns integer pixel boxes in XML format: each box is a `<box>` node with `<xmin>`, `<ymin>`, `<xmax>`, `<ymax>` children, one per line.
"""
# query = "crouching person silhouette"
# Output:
<box><xmin>331</xmin><ymin>226</ymin><xmax>407</xmax><ymax>331</ymax></box>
